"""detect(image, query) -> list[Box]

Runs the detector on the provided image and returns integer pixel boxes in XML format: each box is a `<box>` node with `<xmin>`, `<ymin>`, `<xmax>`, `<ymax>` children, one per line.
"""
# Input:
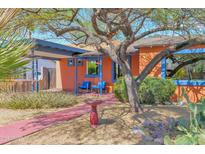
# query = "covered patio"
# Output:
<box><xmin>73</xmin><ymin>51</ymin><xmax>104</xmax><ymax>95</ymax></box>
<box><xmin>28</xmin><ymin>39</ymin><xmax>91</xmax><ymax>93</ymax></box>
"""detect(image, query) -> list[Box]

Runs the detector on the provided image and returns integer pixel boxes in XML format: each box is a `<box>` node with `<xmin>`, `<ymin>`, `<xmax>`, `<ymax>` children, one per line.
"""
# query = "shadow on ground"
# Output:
<box><xmin>7</xmin><ymin>103</ymin><xmax>189</xmax><ymax>145</ymax></box>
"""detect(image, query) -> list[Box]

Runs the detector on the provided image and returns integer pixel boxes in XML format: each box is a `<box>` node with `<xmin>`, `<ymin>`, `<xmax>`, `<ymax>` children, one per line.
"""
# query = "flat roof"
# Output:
<box><xmin>29</xmin><ymin>39</ymin><xmax>92</xmax><ymax>59</ymax></box>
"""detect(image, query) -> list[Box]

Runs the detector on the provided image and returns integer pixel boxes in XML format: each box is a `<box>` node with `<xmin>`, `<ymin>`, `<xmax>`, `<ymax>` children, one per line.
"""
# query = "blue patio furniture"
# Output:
<box><xmin>79</xmin><ymin>81</ymin><xmax>91</xmax><ymax>92</ymax></box>
<box><xmin>91</xmin><ymin>81</ymin><xmax>106</xmax><ymax>93</ymax></box>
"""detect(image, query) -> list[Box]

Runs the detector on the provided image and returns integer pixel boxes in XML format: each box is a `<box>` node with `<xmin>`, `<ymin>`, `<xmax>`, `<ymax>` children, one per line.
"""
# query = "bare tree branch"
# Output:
<box><xmin>168</xmin><ymin>57</ymin><xmax>205</xmax><ymax>77</ymax></box>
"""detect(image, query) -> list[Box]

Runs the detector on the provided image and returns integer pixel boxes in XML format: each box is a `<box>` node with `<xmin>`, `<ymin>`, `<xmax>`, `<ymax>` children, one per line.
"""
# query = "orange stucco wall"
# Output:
<box><xmin>57</xmin><ymin>45</ymin><xmax>205</xmax><ymax>102</ymax></box>
<box><xmin>137</xmin><ymin>45</ymin><xmax>205</xmax><ymax>102</ymax></box>
<box><xmin>130</xmin><ymin>52</ymin><xmax>140</xmax><ymax>76</ymax></box>
<box><xmin>57</xmin><ymin>56</ymin><xmax>113</xmax><ymax>92</ymax></box>
<box><xmin>173</xmin><ymin>86</ymin><xmax>205</xmax><ymax>102</ymax></box>
<box><xmin>138</xmin><ymin>46</ymin><xmax>167</xmax><ymax>77</ymax></box>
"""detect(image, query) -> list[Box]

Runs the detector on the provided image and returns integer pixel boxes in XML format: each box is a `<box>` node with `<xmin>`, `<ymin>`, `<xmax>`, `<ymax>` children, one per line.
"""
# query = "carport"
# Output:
<box><xmin>28</xmin><ymin>39</ymin><xmax>90</xmax><ymax>92</ymax></box>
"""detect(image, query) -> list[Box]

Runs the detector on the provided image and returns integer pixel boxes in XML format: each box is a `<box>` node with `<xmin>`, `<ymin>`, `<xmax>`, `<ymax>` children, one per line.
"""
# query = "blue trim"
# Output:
<box><xmin>174</xmin><ymin>80</ymin><xmax>205</xmax><ymax>86</ymax></box>
<box><xmin>85</xmin><ymin>57</ymin><xmax>100</xmax><ymax>78</ymax></box>
<box><xmin>161</xmin><ymin>48</ymin><xmax>205</xmax><ymax>86</ymax></box>
<box><xmin>111</xmin><ymin>56</ymin><xmax>131</xmax><ymax>83</ymax></box>
<box><xmin>85</xmin><ymin>74</ymin><xmax>99</xmax><ymax>78</ymax></box>
<box><xmin>74</xmin><ymin>58</ymin><xmax>78</xmax><ymax>95</ymax></box>
<box><xmin>111</xmin><ymin>60</ymin><xmax>115</xmax><ymax>83</ymax></box>
<box><xmin>33</xmin><ymin>56</ymin><xmax>60</xmax><ymax>61</ymax></box>
<box><xmin>35</xmin><ymin>59</ymin><xmax>39</xmax><ymax>92</ymax></box>
<box><xmin>99</xmin><ymin>56</ymin><xmax>103</xmax><ymax>94</ymax></box>
<box><xmin>36</xmin><ymin>46</ymin><xmax>73</xmax><ymax>57</ymax></box>
<box><xmin>32</xmin><ymin>39</ymin><xmax>89</xmax><ymax>54</ymax></box>
<box><xmin>32</xmin><ymin>51</ymin><xmax>35</xmax><ymax>93</ymax></box>
<box><xmin>175</xmin><ymin>48</ymin><xmax>205</xmax><ymax>55</ymax></box>
<box><xmin>77</xmin><ymin>56</ymin><xmax>99</xmax><ymax>60</ymax></box>
<box><xmin>161</xmin><ymin>58</ymin><xmax>167</xmax><ymax>79</ymax></box>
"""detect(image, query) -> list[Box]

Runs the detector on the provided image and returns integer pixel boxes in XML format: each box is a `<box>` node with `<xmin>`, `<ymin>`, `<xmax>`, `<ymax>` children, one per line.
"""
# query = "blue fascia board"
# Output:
<box><xmin>32</xmin><ymin>39</ymin><xmax>91</xmax><ymax>54</ymax></box>
<box><xmin>76</xmin><ymin>56</ymin><xmax>100</xmax><ymax>60</ymax></box>
<box><xmin>175</xmin><ymin>48</ymin><xmax>205</xmax><ymax>54</ymax></box>
<box><xmin>174</xmin><ymin>80</ymin><xmax>205</xmax><ymax>86</ymax></box>
<box><xmin>36</xmin><ymin>46</ymin><xmax>73</xmax><ymax>56</ymax></box>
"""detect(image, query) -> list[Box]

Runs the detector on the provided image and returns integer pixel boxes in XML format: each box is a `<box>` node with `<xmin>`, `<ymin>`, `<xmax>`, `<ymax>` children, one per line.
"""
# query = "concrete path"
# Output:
<box><xmin>0</xmin><ymin>94</ymin><xmax>116</xmax><ymax>144</ymax></box>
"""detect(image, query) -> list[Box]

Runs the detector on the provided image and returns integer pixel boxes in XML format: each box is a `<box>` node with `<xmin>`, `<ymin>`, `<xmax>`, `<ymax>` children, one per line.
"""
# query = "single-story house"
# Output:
<box><xmin>54</xmin><ymin>36</ymin><xmax>205</xmax><ymax>102</ymax></box>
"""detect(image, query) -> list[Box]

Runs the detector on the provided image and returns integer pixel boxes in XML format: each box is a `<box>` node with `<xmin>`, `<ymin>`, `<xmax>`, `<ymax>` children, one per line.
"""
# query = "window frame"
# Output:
<box><xmin>77</xmin><ymin>59</ymin><xmax>83</xmax><ymax>66</ymax></box>
<box><xmin>85</xmin><ymin>58</ymin><xmax>99</xmax><ymax>78</ymax></box>
<box><xmin>112</xmin><ymin>55</ymin><xmax>131</xmax><ymax>83</ymax></box>
<box><xmin>161</xmin><ymin>48</ymin><xmax>205</xmax><ymax>86</ymax></box>
<box><xmin>67</xmin><ymin>58</ymin><xmax>75</xmax><ymax>66</ymax></box>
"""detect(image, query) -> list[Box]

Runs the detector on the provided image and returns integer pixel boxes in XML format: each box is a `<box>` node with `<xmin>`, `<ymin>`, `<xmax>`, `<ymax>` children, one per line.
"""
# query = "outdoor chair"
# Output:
<box><xmin>91</xmin><ymin>81</ymin><xmax>106</xmax><ymax>93</ymax></box>
<box><xmin>79</xmin><ymin>81</ymin><xmax>91</xmax><ymax>92</ymax></box>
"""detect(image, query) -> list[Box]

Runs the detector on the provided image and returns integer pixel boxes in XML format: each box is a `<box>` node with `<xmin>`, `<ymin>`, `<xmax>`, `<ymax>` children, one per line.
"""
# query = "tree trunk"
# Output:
<box><xmin>122</xmin><ymin>63</ymin><xmax>143</xmax><ymax>113</ymax></box>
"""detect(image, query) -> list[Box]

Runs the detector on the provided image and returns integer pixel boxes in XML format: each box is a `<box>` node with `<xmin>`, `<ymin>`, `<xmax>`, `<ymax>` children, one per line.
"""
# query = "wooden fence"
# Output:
<box><xmin>0</xmin><ymin>68</ymin><xmax>56</xmax><ymax>92</ymax></box>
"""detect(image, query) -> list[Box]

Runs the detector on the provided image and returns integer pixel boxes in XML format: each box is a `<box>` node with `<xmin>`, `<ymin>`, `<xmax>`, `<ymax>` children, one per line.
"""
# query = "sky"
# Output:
<box><xmin>31</xmin><ymin>9</ymin><xmax>92</xmax><ymax>46</ymax></box>
<box><xmin>32</xmin><ymin>30</ymin><xmax>68</xmax><ymax>45</ymax></box>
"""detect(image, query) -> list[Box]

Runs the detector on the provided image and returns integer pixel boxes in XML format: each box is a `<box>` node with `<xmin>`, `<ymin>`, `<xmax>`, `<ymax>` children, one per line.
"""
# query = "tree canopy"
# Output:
<box><xmin>14</xmin><ymin>8</ymin><xmax>205</xmax><ymax>112</ymax></box>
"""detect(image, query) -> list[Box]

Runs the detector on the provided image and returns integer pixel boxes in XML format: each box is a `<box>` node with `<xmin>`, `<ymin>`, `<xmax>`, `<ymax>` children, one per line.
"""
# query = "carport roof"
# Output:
<box><xmin>29</xmin><ymin>39</ymin><xmax>92</xmax><ymax>59</ymax></box>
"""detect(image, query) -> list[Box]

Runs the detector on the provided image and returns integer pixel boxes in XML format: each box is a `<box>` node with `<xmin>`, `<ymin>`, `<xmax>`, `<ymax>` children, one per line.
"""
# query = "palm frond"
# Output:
<box><xmin>0</xmin><ymin>30</ymin><xmax>32</xmax><ymax>79</ymax></box>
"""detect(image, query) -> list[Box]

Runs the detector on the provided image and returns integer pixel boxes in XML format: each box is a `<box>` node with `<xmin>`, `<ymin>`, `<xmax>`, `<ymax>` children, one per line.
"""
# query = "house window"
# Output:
<box><xmin>67</xmin><ymin>58</ymin><xmax>74</xmax><ymax>66</ymax></box>
<box><xmin>166</xmin><ymin>60</ymin><xmax>205</xmax><ymax>80</ymax></box>
<box><xmin>162</xmin><ymin>49</ymin><xmax>205</xmax><ymax>86</ymax></box>
<box><xmin>86</xmin><ymin>60</ymin><xmax>99</xmax><ymax>77</ymax></box>
<box><xmin>77</xmin><ymin>59</ymin><xmax>83</xmax><ymax>66</ymax></box>
<box><xmin>113</xmin><ymin>62</ymin><xmax>123</xmax><ymax>81</ymax></box>
<box><xmin>34</xmin><ymin>72</ymin><xmax>41</xmax><ymax>80</ymax></box>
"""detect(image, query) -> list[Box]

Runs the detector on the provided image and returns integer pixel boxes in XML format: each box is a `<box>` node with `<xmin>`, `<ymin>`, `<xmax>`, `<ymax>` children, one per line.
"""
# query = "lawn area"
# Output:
<box><xmin>6</xmin><ymin>102</ymin><xmax>189</xmax><ymax>145</ymax></box>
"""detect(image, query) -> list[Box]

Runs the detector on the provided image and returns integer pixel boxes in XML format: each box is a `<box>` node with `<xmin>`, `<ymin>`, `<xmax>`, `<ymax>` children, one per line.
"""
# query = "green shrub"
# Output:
<box><xmin>114</xmin><ymin>77</ymin><xmax>176</xmax><ymax>104</ymax></box>
<box><xmin>173</xmin><ymin>68</ymin><xmax>186</xmax><ymax>80</ymax></box>
<box><xmin>114</xmin><ymin>77</ymin><xmax>128</xmax><ymax>102</ymax></box>
<box><xmin>0</xmin><ymin>92</ymin><xmax>83</xmax><ymax>109</ymax></box>
<box><xmin>139</xmin><ymin>77</ymin><xmax>176</xmax><ymax>104</ymax></box>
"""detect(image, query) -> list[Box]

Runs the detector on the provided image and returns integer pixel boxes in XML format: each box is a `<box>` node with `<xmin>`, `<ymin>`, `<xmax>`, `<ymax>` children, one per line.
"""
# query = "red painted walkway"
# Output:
<box><xmin>0</xmin><ymin>94</ymin><xmax>116</xmax><ymax>144</ymax></box>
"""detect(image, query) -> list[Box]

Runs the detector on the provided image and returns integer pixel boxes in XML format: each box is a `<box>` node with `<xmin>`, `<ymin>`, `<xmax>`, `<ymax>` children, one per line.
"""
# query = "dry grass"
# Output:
<box><xmin>0</xmin><ymin>92</ymin><xmax>104</xmax><ymax>126</ymax></box>
<box><xmin>7</xmin><ymin>103</ymin><xmax>189</xmax><ymax>145</ymax></box>
<box><xmin>0</xmin><ymin>92</ymin><xmax>86</xmax><ymax>109</ymax></box>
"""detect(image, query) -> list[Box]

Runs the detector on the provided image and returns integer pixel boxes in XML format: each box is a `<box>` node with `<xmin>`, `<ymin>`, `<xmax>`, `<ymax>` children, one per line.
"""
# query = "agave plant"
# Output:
<box><xmin>0</xmin><ymin>31</ymin><xmax>32</xmax><ymax>79</ymax></box>
<box><xmin>0</xmin><ymin>8</ymin><xmax>31</xmax><ymax>80</ymax></box>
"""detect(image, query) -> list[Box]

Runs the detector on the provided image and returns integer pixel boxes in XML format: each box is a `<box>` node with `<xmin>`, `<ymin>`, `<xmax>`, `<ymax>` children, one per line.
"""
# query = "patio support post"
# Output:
<box><xmin>161</xmin><ymin>58</ymin><xmax>166</xmax><ymax>79</ymax></box>
<box><xmin>31</xmin><ymin>49</ymin><xmax>35</xmax><ymax>92</ymax></box>
<box><xmin>35</xmin><ymin>58</ymin><xmax>39</xmax><ymax>92</ymax></box>
<box><xmin>99</xmin><ymin>56</ymin><xmax>103</xmax><ymax>95</ymax></box>
<box><xmin>74</xmin><ymin>57</ymin><xmax>78</xmax><ymax>95</ymax></box>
